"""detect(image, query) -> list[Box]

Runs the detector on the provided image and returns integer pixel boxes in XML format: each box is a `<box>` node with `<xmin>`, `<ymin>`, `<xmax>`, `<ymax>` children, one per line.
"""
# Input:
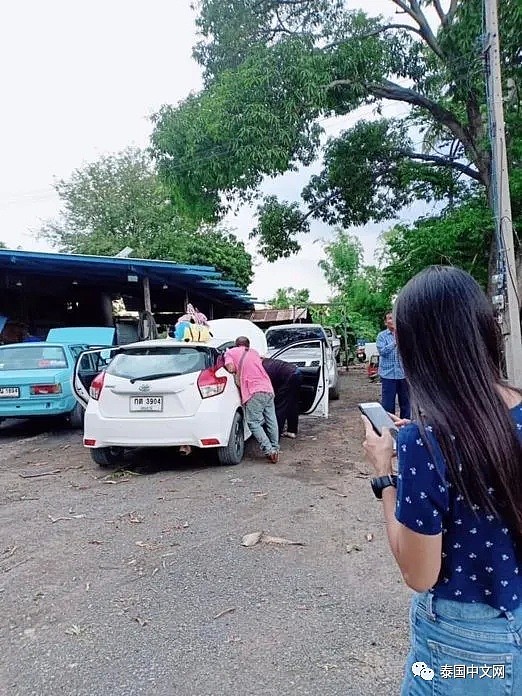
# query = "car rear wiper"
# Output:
<box><xmin>130</xmin><ymin>372</ymin><xmax>182</xmax><ymax>383</ymax></box>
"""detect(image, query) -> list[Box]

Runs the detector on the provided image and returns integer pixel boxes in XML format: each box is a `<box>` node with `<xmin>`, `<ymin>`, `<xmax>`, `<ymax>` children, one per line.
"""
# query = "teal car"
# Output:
<box><xmin>0</xmin><ymin>327</ymin><xmax>115</xmax><ymax>428</ymax></box>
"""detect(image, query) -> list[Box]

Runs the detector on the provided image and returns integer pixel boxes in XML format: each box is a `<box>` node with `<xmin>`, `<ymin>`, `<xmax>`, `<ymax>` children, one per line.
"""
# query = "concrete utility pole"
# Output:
<box><xmin>484</xmin><ymin>0</ymin><xmax>522</xmax><ymax>386</ymax></box>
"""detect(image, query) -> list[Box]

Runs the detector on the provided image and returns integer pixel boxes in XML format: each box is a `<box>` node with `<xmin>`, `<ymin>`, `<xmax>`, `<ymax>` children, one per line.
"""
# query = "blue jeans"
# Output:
<box><xmin>244</xmin><ymin>392</ymin><xmax>279</xmax><ymax>455</ymax></box>
<box><xmin>381</xmin><ymin>377</ymin><xmax>411</xmax><ymax>419</ymax></box>
<box><xmin>402</xmin><ymin>592</ymin><xmax>522</xmax><ymax>694</ymax></box>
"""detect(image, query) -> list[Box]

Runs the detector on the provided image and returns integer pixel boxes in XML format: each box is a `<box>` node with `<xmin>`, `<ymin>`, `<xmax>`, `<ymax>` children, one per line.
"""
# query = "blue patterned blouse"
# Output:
<box><xmin>395</xmin><ymin>403</ymin><xmax>522</xmax><ymax>611</ymax></box>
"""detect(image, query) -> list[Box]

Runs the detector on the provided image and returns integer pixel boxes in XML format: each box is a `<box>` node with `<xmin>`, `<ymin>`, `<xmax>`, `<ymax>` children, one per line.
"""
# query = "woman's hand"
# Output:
<box><xmin>388</xmin><ymin>413</ymin><xmax>411</xmax><ymax>428</ymax></box>
<box><xmin>362</xmin><ymin>416</ymin><xmax>394</xmax><ymax>477</ymax></box>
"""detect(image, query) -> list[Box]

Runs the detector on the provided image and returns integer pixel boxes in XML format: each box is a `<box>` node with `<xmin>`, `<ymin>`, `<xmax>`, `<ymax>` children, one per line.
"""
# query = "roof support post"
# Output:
<box><xmin>143</xmin><ymin>276</ymin><xmax>152</xmax><ymax>313</ymax></box>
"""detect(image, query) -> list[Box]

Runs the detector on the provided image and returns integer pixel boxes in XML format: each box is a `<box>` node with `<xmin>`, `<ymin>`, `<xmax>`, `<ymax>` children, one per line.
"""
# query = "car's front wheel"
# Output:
<box><xmin>90</xmin><ymin>447</ymin><xmax>123</xmax><ymax>468</ymax></box>
<box><xmin>216</xmin><ymin>411</ymin><xmax>244</xmax><ymax>466</ymax></box>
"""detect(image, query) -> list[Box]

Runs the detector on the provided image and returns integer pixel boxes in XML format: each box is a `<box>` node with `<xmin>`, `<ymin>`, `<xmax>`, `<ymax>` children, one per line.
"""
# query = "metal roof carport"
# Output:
<box><xmin>0</xmin><ymin>249</ymin><xmax>254</xmax><ymax>336</ymax></box>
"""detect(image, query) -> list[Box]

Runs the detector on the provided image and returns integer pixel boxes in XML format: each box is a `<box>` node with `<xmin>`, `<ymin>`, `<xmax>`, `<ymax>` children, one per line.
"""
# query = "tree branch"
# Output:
<box><xmin>403</xmin><ymin>151</ymin><xmax>482</xmax><ymax>181</ymax></box>
<box><xmin>432</xmin><ymin>0</ymin><xmax>445</xmax><ymax>23</ymax></box>
<box><xmin>364</xmin><ymin>79</ymin><xmax>487</xmax><ymax>181</ymax></box>
<box><xmin>327</xmin><ymin>76</ymin><xmax>489</xmax><ymax>185</ymax></box>
<box><xmin>447</xmin><ymin>0</ymin><xmax>458</xmax><ymax>24</ymax></box>
<box><xmin>302</xmin><ymin>191</ymin><xmax>340</xmax><ymax>221</ymax></box>
<box><xmin>390</xmin><ymin>0</ymin><xmax>444</xmax><ymax>59</ymax></box>
<box><xmin>355</xmin><ymin>23</ymin><xmax>425</xmax><ymax>40</ymax></box>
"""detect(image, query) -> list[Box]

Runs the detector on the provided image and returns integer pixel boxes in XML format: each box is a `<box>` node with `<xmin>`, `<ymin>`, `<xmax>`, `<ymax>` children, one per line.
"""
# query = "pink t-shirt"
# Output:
<box><xmin>224</xmin><ymin>346</ymin><xmax>274</xmax><ymax>404</ymax></box>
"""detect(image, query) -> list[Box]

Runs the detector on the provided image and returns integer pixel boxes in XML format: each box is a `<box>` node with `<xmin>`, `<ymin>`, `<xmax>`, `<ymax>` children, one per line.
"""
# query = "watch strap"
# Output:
<box><xmin>371</xmin><ymin>474</ymin><xmax>398</xmax><ymax>499</ymax></box>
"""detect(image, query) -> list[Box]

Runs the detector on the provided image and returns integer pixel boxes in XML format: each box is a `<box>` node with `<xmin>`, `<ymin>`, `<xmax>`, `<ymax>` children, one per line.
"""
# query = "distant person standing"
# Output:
<box><xmin>224</xmin><ymin>337</ymin><xmax>280</xmax><ymax>463</ymax></box>
<box><xmin>262</xmin><ymin>357</ymin><xmax>302</xmax><ymax>439</ymax></box>
<box><xmin>376</xmin><ymin>311</ymin><xmax>410</xmax><ymax>419</ymax></box>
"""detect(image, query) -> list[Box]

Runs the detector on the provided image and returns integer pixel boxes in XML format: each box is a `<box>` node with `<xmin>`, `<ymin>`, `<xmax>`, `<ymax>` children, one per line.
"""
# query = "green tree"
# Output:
<box><xmin>269</xmin><ymin>287</ymin><xmax>310</xmax><ymax>309</ymax></box>
<box><xmin>151</xmin><ymin>0</ymin><xmax>521</xmax><ymax>276</ymax></box>
<box><xmin>315</xmin><ymin>229</ymin><xmax>390</xmax><ymax>341</ymax></box>
<box><xmin>40</xmin><ymin>148</ymin><xmax>253</xmax><ymax>289</ymax></box>
<box><xmin>379</xmin><ymin>197</ymin><xmax>492</xmax><ymax>296</ymax></box>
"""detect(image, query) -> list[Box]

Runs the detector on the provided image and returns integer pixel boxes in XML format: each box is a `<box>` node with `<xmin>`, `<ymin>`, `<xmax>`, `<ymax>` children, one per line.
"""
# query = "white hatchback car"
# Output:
<box><xmin>73</xmin><ymin>319</ymin><xmax>328</xmax><ymax>467</ymax></box>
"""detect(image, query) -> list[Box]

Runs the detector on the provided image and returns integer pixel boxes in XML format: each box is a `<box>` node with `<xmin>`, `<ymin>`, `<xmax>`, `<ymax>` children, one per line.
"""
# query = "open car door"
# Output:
<box><xmin>72</xmin><ymin>348</ymin><xmax>120</xmax><ymax>409</ymax></box>
<box><xmin>271</xmin><ymin>339</ymin><xmax>328</xmax><ymax>418</ymax></box>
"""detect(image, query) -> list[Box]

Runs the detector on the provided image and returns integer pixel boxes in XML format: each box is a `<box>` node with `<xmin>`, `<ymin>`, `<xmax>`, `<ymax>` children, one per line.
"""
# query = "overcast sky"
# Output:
<box><xmin>0</xmin><ymin>0</ymin><xmax>434</xmax><ymax>303</ymax></box>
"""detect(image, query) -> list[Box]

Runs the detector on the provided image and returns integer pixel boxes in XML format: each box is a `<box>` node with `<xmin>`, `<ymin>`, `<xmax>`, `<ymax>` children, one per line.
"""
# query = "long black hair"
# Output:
<box><xmin>394</xmin><ymin>266</ymin><xmax>522</xmax><ymax>540</ymax></box>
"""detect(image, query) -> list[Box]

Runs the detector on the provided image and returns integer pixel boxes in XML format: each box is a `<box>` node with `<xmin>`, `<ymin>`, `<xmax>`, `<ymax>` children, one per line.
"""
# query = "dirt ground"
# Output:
<box><xmin>0</xmin><ymin>369</ymin><xmax>411</xmax><ymax>696</ymax></box>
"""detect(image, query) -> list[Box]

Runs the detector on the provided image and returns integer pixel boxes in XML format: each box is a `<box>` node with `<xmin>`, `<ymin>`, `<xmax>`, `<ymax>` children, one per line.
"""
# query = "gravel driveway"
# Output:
<box><xmin>0</xmin><ymin>369</ymin><xmax>410</xmax><ymax>696</ymax></box>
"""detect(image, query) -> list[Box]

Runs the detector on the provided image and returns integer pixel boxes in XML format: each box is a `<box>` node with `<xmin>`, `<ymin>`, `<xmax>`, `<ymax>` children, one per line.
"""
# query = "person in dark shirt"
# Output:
<box><xmin>262</xmin><ymin>358</ymin><xmax>302</xmax><ymax>439</ymax></box>
<box><xmin>362</xmin><ymin>266</ymin><xmax>522</xmax><ymax>695</ymax></box>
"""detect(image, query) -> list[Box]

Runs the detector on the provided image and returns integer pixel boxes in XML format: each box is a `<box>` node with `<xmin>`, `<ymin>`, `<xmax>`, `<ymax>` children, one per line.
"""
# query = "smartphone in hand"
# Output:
<box><xmin>359</xmin><ymin>402</ymin><xmax>399</xmax><ymax>451</ymax></box>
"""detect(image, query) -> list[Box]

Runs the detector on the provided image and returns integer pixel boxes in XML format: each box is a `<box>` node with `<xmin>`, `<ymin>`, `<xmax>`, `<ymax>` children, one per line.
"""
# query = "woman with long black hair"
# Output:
<box><xmin>362</xmin><ymin>266</ymin><xmax>522</xmax><ymax>695</ymax></box>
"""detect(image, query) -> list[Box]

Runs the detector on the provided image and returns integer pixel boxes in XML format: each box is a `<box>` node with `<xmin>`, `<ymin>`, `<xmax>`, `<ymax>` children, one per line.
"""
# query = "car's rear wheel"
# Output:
<box><xmin>67</xmin><ymin>403</ymin><xmax>84</xmax><ymax>429</ymax></box>
<box><xmin>216</xmin><ymin>411</ymin><xmax>244</xmax><ymax>466</ymax></box>
<box><xmin>329</xmin><ymin>381</ymin><xmax>340</xmax><ymax>400</ymax></box>
<box><xmin>90</xmin><ymin>447</ymin><xmax>123</xmax><ymax>468</ymax></box>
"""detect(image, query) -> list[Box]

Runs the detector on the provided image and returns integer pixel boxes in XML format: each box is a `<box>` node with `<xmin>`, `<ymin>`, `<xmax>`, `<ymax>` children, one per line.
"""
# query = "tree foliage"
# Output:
<box><xmin>269</xmin><ymin>286</ymin><xmax>310</xmax><ymax>309</ymax></box>
<box><xmin>40</xmin><ymin>148</ymin><xmax>253</xmax><ymax>289</ymax></box>
<box><xmin>315</xmin><ymin>229</ymin><xmax>390</xmax><ymax>341</ymax></box>
<box><xmin>152</xmin><ymin>0</ymin><xmax>522</xmax><ymax>263</ymax></box>
<box><xmin>380</xmin><ymin>197</ymin><xmax>493</xmax><ymax>296</ymax></box>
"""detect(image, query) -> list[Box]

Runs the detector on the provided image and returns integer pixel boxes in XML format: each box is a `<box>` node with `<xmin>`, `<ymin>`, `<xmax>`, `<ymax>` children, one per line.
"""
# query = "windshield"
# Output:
<box><xmin>106</xmin><ymin>346</ymin><xmax>213</xmax><ymax>379</ymax></box>
<box><xmin>0</xmin><ymin>346</ymin><xmax>68</xmax><ymax>370</ymax></box>
<box><xmin>266</xmin><ymin>327</ymin><xmax>325</xmax><ymax>350</ymax></box>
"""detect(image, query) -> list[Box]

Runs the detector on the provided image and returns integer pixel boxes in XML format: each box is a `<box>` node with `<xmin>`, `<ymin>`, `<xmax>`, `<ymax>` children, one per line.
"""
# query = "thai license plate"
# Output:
<box><xmin>0</xmin><ymin>387</ymin><xmax>20</xmax><ymax>398</ymax></box>
<box><xmin>130</xmin><ymin>396</ymin><xmax>163</xmax><ymax>412</ymax></box>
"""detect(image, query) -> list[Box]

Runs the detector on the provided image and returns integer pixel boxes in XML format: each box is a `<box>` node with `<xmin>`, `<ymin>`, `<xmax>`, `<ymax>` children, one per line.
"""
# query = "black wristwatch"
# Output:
<box><xmin>371</xmin><ymin>474</ymin><xmax>398</xmax><ymax>500</ymax></box>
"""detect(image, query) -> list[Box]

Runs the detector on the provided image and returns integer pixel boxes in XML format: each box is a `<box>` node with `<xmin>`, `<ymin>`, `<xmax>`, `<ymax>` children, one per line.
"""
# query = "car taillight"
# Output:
<box><xmin>30</xmin><ymin>384</ymin><xmax>62</xmax><ymax>395</ymax></box>
<box><xmin>89</xmin><ymin>372</ymin><xmax>106</xmax><ymax>400</ymax></box>
<box><xmin>197</xmin><ymin>367</ymin><xmax>227</xmax><ymax>399</ymax></box>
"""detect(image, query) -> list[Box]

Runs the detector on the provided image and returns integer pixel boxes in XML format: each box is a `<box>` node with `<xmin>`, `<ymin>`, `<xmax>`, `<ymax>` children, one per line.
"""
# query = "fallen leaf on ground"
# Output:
<box><xmin>213</xmin><ymin>607</ymin><xmax>236</xmax><ymax>620</ymax></box>
<box><xmin>327</xmin><ymin>486</ymin><xmax>347</xmax><ymax>497</ymax></box>
<box><xmin>263</xmin><ymin>535</ymin><xmax>305</xmax><ymax>546</ymax></box>
<box><xmin>322</xmin><ymin>663</ymin><xmax>338</xmax><ymax>672</ymax></box>
<box><xmin>346</xmin><ymin>544</ymin><xmax>362</xmax><ymax>554</ymax></box>
<box><xmin>241</xmin><ymin>531</ymin><xmax>304</xmax><ymax>547</ymax></box>
<box><xmin>48</xmin><ymin>514</ymin><xmax>86</xmax><ymax>524</ymax></box>
<box><xmin>135</xmin><ymin>541</ymin><xmax>161</xmax><ymax>551</ymax></box>
<box><xmin>65</xmin><ymin>625</ymin><xmax>86</xmax><ymax>636</ymax></box>
<box><xmin>241</xmin><ymin>531</ymin><xmax>263</xmax><ymax>547</ymax></box>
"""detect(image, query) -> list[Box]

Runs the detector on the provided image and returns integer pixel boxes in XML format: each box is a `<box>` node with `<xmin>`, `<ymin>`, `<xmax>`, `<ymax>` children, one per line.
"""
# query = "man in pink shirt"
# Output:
<box><xmin>224</xmin><ymin>336</ymin><xmax>280</xmax><ymax>463</ymax></box>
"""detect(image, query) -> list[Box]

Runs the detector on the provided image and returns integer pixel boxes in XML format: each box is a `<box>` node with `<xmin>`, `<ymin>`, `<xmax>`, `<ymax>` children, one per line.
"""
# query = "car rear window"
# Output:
<box><xmin>266</xmin><ymin>327</ymin><xmax>325</xmax><ymax>350</ymax></box>
<box><xmin>0</xmin><ymin>346</ymin><xmax>68</xmax><ymax>370</ymax></box>
<box><xmin>106</xmin><ymin>346</ymin><xmax>213</xmax><ymax>379</ymax></box>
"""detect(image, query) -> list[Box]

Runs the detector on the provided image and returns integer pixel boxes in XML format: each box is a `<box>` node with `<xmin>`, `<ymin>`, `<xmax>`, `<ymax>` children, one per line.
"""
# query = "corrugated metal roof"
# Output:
<box><xmin>249</xmin><ymin>308</ymin><xmax>309</xmax><ymax>322</ymax></box>
<box><xmin>0</xmin><ymin>249</ymin><xmax>255</xmax><ymax>309</ymax></box>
